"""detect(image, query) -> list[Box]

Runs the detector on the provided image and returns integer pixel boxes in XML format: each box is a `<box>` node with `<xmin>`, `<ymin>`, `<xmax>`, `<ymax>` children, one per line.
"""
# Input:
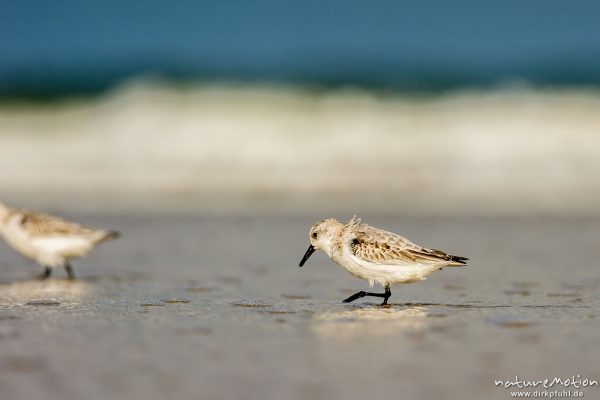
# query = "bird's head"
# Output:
<box><xmin>299</xmin><ymin>218</ymin><xmax>344</xmax><ymax>267</ymax></box>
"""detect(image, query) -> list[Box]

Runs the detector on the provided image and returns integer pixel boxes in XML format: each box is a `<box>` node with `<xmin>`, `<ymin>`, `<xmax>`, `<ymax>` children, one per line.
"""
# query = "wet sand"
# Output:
<box><xmin>0</xmin><ymin>215</ymin><xmax>599</xmax><ymax>400</ymax></box>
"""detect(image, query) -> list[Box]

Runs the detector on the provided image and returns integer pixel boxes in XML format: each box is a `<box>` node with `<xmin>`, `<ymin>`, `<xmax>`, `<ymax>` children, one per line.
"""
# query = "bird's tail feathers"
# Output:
<box><xmin>94</xmin><ymin>230</ymin><xmax>121</xmax><ymax>244</ymax></box>
<box><xmin>446</xmin><ymin>255</ymin><xmax>468</xmax><ymax>266</ymax></box>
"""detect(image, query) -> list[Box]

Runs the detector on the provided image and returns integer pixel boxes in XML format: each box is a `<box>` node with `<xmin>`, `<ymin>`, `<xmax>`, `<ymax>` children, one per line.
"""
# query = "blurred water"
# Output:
<box><xmin>0</xmin><ymin>83</ymin><xmax>599</xmax><ymax>215</ymax></box>
<box><xmin>3</xmin><ymin>1</ymin><xmax>600</xmax><ymax>95</ymax></box>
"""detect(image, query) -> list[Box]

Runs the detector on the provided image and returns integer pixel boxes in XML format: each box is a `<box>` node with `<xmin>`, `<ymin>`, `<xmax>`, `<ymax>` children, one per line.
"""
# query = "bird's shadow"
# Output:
<box><xmin>346</xmin><ymin>302</ymin><xmax>587</xmax><ymax>309</ymax></box>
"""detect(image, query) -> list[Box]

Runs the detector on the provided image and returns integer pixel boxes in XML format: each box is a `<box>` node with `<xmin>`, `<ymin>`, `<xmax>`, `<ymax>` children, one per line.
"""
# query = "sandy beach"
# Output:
<box><xmin>1</xmin><ymin>214</ymin><xmax>598</xmax><ymax>400</ymax></box>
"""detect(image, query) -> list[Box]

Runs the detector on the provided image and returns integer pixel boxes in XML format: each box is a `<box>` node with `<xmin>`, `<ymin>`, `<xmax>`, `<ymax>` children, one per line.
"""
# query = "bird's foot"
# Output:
<box><xmin>64</xmin><ymin>263</ymin><xmax>76</xmax><ymax>280</ymax></box>
<box><xmin>342</xmin><ymin>291</ymin><xmax>367</xmax><ymax>303</ymax></box>
<box><xmin>37</xmin><ymin>267</ymin><xmax>52</xmax><ymax>280</ymax></box>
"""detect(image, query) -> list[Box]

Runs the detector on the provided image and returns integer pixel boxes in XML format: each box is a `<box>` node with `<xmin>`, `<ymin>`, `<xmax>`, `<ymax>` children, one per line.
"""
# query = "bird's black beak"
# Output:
<box><xmin>299</xmin><ymin>245</ymin><xmax>315</xmax><ymax>267</ymax></box>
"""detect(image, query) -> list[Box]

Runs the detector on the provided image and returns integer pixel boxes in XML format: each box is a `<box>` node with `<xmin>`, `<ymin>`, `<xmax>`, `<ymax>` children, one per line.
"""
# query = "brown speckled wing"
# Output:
<box><xmin>350</xmin><ymin>224</ymin><xmax>466</xmax><ymax>265</ymax></box>
<box><xmin>18</xmin><ymin>211</ymin><xmax>96</xmax><ymax>237</ymax></box>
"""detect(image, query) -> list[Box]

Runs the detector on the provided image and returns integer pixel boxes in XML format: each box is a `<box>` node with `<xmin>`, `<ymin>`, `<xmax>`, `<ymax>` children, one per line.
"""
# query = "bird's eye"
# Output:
<box><xmin>311</xmin><ymin>232</ymin><xmax>318</xmax><ymax>239</ymax></box>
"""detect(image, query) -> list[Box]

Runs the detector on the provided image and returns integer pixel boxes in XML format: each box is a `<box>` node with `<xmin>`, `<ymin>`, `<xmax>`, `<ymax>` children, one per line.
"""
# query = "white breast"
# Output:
<box><xmin>32</xmin><ymin>237</ymin><xmax>93</xmax><ymax>259</ymax></box>
<box><xmin>1</xmin><ymin>216</ymin><xmax>39</xmax><ymax>260</ymax></box>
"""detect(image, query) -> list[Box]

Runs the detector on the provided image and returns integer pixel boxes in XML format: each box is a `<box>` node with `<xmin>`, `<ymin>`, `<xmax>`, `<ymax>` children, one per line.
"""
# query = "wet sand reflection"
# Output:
<box><xmin>0</xmin><ymin>279</ymin><xmax>92</xmax><ymax>304</ymax></box>
<box><xmin>312</xmin><ymin>306</ymin><xmax>429</xmax><ymax>338</ymax></box>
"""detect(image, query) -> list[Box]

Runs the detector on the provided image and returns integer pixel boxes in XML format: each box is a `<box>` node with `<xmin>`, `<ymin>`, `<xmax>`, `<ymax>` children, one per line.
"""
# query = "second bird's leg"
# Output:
<box><xmin>342</xmin><ymin>286</ymin><xmax>391</xmax><ymax>306</ymax></box>
<box><xmin>37</xmin><ymin>267</ymin><xmax>52</xmax><ymax>280</ymax></box>
<box><xmin>64</xmin><ymin>262</ymin><xmax>76</xmax><ymax>280</ymax></box>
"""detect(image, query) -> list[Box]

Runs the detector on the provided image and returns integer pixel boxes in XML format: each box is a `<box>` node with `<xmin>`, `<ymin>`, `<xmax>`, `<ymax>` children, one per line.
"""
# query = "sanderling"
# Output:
<box><xmin>0</xmin><ymin>202</ymin><xmax>120</xmax><ymax>280</ymax></box>
<box><xmin>299</xmin><ymin>216</ymin><xmax>468</xmax><ymax>305</ymax></box>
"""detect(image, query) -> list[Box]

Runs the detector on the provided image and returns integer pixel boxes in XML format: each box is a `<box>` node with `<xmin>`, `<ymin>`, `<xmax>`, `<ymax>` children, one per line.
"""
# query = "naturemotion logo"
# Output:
<box><xmin>494</xmin><ymin>375</ymin><xmax>598</xmax><ymax>390</ymax></box>
<box><xmin>494</xmin><ymin>375</ymin><xmax>598</xmax><ymax>398</ymax></box>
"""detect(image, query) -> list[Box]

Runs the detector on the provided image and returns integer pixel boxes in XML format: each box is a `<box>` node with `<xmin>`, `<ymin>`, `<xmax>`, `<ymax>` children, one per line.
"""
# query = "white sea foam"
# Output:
<box><xmin>1</xmin><ymin>81</ymin><xmax>599</xmax><ymax>214</ymax></box>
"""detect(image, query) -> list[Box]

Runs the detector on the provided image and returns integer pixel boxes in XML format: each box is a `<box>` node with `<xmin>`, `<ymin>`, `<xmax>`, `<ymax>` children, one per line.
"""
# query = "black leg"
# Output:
<box><xmin>37</xmin><ymin>267</ymin><xmax>52</xmax><ymax>280</ymax></box>
<box><xmin>64</xmin><ymin>262</ymin><xmax>76</xmax><ymax>280</ymax></box>
<box><xmin>381</xmin><ymin>287</ymin><xmax>391</xmax><ymax>306</ymax></box>
<box><xmin>342</xmin><ymin>286</ymin><xmax>392</xmax><ymax>306</ymax></box>
<box><xmin>342</xmin><ymin>291</ymin><xmax>368</xmax><ymax>303</ymax></box>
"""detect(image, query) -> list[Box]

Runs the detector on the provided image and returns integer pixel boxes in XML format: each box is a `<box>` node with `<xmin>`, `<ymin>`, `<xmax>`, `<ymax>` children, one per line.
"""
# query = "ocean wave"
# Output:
<box><xmin>1</xmin><ymin>81</ymin><xmax>599</xmax><ymax>214</ymax></box>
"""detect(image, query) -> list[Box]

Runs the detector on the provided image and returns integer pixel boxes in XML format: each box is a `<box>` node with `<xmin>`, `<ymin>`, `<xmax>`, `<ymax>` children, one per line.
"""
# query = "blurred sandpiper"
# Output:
<box><xmin>0</xmin><ymin>202</ymin><xmax>120</xmax><ymax>280</ymax></box>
